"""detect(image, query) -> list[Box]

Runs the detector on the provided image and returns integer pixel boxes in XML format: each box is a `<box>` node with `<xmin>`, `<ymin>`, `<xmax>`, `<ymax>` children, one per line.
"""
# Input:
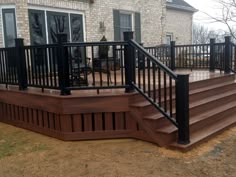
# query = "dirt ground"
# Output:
<box><xmin>0</xmin><ymin>123</ymin><xmax>235</xmax><ymax>177</ymax></box>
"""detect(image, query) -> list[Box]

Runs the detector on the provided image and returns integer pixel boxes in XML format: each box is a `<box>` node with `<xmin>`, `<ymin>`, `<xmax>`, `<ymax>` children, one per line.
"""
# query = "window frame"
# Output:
<box><xmin>28</xmin><ymin>6</ymin><xmax>86</xmax><ymax>44</ymax></box>
<box><xmin>119</xmin><ymin>10</ymin><xmax>134</xmax><ymax>41</ymax></box>
<box><xmin>166</xmin><ymin>33</ymin><xmax>173</xmax><ymax>45</ymax></box>
<box><xmin>1</xmin><ymin>6</ymin><xmax>17</xmax><ymax>47</ymax></box>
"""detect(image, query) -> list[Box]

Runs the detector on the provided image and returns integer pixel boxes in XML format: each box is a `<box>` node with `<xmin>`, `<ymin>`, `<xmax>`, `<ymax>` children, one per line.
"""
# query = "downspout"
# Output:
<box><xmin>161</xmin><ymin>0</ymin><xmax>166</xmax><ymax>44</ymax></box>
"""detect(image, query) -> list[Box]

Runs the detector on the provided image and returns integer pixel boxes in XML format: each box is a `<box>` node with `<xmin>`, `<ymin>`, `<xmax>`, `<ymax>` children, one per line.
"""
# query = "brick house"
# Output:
<box><xmin>165</xmin><ymin>0</ymin><xmax>197</xmax><ymax>45</ymax></box>
<box><xmin>0</xmin><ymin>0</ymin><xmax>196</xmax><ymax>48</ymax></box>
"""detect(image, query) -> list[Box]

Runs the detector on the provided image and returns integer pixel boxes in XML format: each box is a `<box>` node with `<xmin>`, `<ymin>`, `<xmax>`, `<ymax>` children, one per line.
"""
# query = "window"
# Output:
<box><xmin>28</xmin><ymin>9</ymin><xmax>84</xmax><ymax>44</ymax></box>
<box><xmin>47</xmin><ymin>11</ymin><xmax>70</xmax><ymax>44</ymax></box>
<box><xmin>28</xmin><ymin>9</ymin><xmax>85</xmax><ymax>67</ymax></box>
<box><xmin>113</xmin><ymin>10</ymin><xmax>141</xmax><ymax>42</ymax></box>
<box><xmin>2</xmin><ymin>8</ymin><xmax>17</xmax><ymax>47</ymax></box>
<box><xmin>120</xmin><ymin>13</ymin><xmax>132</xmax><ymax>40</ymax></box>
<box><xmin>166</xmin><ymin>34</ymin><xmax>173</xmax><ymax>45</ymax></box>
<box><xmin>28</xmin><ymin>9</ymin><xmax>47</xmax><ymax>45</ymax></box>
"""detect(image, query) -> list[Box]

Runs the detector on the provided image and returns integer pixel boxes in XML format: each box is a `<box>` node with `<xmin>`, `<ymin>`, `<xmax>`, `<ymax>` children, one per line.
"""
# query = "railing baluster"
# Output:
<box><xmin>169</xmin><ymin>76</ymin><xmax>173</xmax><ymax>117</ymax></box>
<box><xmin>153</xmin><ymin>64</ymin><xmax>156</xmax><ymax>102</ymax></box>
<box><xmin>164</xmin><ymin>72</ymin><xmax>167</xmax><ymax>112</ymax></box>
<box><xmin>91</xmin><ymin>46</ymin><xmax>95</xmax><ymax>86</ymax></box>
<box><xmin>147</xmin><ymin>58</ymin><xmax>151</xmax><ymax>97</ymax></box>
<box><xmin>158</xmin><ymin>67</ymin><xmax>161</xmax><ymax>107</ymax></box>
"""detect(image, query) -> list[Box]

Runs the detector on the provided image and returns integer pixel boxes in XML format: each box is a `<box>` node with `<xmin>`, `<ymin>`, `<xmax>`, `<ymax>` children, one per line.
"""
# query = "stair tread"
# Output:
<box><xmin>131</xmin><ymin>81</ymin><xmax>236</xmax><ymax>108</ymax></box>
<box><xmin>170</xmin><ymin>114</ymin><xmax>236</xmax><ymax>149</ymax></box>
<box><xmin>190</xmin><ymin>89</ymin><xmax>236</xmax><ymax>107</ymax></box>
<box><xmin>190</xmin><ymin>81</ymin><xmax>236</xmax><ymax>94</ymax></box>
<box><xmin>144</xmin><ymin>88</ymin><xmax>236</xmax><ymax>121</ymax></box>
<box><xmin>156</xmin><ymin>100</ymin><xmax>236</xmax><ymax>134</ymax></box>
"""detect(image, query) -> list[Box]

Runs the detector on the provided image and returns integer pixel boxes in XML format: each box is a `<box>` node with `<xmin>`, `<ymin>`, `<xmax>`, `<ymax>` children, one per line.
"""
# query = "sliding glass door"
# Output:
<box><xmin>47</xmin><ymin>11</ymin><xmax>70</xmax><ymax>44</ymax></box>
<box><xmin>28</xmin><ymin>9</ymin><xmax>47</xmax><ymax>45</ymax></box>
<box><xmin>28</xmin><ymin>9</ymin><xmax>84</xmax><ymax>44</ymax></box>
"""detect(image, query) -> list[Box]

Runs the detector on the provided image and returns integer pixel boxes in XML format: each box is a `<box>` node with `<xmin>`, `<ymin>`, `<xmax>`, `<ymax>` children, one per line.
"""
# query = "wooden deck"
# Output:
<box><xmin>0</xmin><ymin>69</ymin><xmax>235</xmax><ymax>150</ymax></box>
<box><xmin>0</xmin><ymin>69</ymin><xmax>228</xmax><ymax>97</ymax></box>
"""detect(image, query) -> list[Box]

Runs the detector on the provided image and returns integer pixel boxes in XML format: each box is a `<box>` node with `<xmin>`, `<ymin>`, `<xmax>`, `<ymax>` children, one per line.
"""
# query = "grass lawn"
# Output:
<box><xmin>0</xmin><ymin>122</ymin><xmax>235</xmax><ymax>177</ymax></box>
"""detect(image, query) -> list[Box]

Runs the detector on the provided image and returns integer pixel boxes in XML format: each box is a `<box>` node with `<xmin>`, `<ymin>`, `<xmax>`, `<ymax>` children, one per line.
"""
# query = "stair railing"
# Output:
<box><xmin>124</xmin><ymin>32</ymin><xmax>190</xmax><ymax>145</ymax></box>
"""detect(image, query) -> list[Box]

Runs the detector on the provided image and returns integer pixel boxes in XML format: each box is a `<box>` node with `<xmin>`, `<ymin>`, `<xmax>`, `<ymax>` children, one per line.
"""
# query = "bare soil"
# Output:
<box><xmin>0</xmin><ymin>122</ymin><xmax>235</xmax><ymax>177</ymax></box>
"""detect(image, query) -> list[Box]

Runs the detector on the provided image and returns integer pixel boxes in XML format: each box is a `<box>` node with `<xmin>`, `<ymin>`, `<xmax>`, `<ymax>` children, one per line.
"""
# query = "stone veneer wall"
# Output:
<box><xmin>165</xmin><ymin>8</ymin><xmax>193</xmax><ymax>45</ymax></box>
<box><xmin>0</xmin><ymin>0</ymin><xmax>166</xmax><ymax>47</ymax></box>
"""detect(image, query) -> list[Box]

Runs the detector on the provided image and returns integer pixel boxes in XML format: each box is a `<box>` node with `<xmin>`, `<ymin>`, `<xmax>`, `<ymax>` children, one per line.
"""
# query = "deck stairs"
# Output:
<box><xmin>129</xmin><ymin>74</ymin><xmax>236</xmax><ymax>150</ymax></box>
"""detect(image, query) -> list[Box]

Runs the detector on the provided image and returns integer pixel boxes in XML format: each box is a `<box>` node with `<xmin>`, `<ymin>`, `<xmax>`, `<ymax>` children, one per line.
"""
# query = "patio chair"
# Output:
<box><xmin>70</xmin><ymin>48</ymin><xmax>92</xmax><ymax>86</ymax></box>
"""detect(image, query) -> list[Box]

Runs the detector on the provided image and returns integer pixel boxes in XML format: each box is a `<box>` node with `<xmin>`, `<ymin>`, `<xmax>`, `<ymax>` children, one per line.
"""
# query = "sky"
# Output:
<box><xmin>184</xmin><ymin>0</ymin><xmax>228</xmax><ymax>31</ymax></box>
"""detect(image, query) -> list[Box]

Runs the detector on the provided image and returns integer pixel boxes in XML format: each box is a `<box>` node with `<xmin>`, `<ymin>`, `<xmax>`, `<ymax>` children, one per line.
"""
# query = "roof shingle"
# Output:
<box><xmin>167</xmin><ymin>0</ymin><xmax>198</xmax><ymax>12</ymax></box>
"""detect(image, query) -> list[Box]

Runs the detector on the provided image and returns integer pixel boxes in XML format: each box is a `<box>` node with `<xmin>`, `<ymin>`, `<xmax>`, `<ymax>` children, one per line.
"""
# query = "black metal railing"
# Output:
<box><xmin>24</xmin><ymin>44</ymin><xmax>60</xmax><ymax>90</ymax></box>
<box><xmin>175</xmin><ymin>44</ymin><xmax>210</xmax><ymax>69</ymax></box>
<box><xmin>0</xmin><ymin>47</ymin><xmax>19</xmax><ymax>86</ymax></box>
<box><xmin>145</xmin><ymin>36</ymin><xmax>236</xmax><ymax>74</ymax></box>
<box><xmin>230</xmin><ymin>43</ymin><xmax>236</xmax><ymax>72</ymax></box>
<box><xmin>214</xmin><ymin>42</ymin><xmax>225</xmax><ymax>71</ymax></box>
<box><xmin>145</xmin><ymin>45</ymin><xmax>171</xmax><ymax>67</ymax></box>
<box><xmin>125</xmin><ymin>32</ymin><xmax>189</xmax><ymax>144</ymax></box>
<box><xmin>63</xmin><ymin>41</ymin><xmax>127</xmax><ymax>91</ymax></box>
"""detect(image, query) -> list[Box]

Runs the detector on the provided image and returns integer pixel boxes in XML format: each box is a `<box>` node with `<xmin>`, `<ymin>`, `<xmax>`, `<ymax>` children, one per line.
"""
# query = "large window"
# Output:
<box><xmin>28</xmin><ymin>9</ymin><xmax>47</xmax><ymax>45</ymax></box>
<box><xmin>119</xmin><ymin>13</ymin><xmax>132</xmax><ymax>40</ymax></box>
<box><xmin>113</xmin><ymin>10</ymin><xmax>141</xmax><ymax>43</ymax></box>
<box><xmin>2</xmin><ymin>8</ymin><xmax>17</xmax><ymax>47</ymax></box>
<box><xmin>28</xmin><ymin>9</ymin><xmax>84</xmax><ymax>44</ymax></box>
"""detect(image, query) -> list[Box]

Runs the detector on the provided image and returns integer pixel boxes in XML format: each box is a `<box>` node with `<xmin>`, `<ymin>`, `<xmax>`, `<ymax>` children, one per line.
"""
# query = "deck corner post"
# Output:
<box><xmin>176</xmin><ymin>74</ymin><xmax>190</xmax><ymax>145</ymax></box>
<box><xmin>210</xmin><ymin>38</ymin><xmax>216</xmax><ymax>72</ymax></box>
<box><xmin>224</xmin><ymin>36</ymin><xmax>231</xmax><ymax>74</ymax></box>
<box><xmin>57</xmin><ymin>33</ymin><xmax>71</xmax><ymax>96</ymax></box>
<box><xmin>15</xmin><ymin>38</ymin><xmax>28</xmax><ymax>90</ymax></box>
<box><xmin>124</xmin><ymin>31</ymin><xmax>135</xmax><ymax>93</ymax></box>
<box><xmin>170</xmin><ymin>41</ymin><xmax>176</xmax><ymax>70</ymax></box>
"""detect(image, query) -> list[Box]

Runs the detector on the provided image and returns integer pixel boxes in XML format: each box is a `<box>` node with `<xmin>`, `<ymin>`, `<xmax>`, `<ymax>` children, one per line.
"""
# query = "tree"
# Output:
<box><xmin>204</xmin><ymin>0</ymin><xmax>236</xmax><ymax>40</ymax></box>
<box><xmin>193</xmin><ymin>23</ymin><xmax>225</xmax><ymax>44</ymax></box>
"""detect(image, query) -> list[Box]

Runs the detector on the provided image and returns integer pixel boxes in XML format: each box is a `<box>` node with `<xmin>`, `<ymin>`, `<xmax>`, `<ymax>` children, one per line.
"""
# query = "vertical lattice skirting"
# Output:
<box><xmin>0</xmin><ymin>101</ymin><xmax>147</xmax><ymax>141</ymax></box>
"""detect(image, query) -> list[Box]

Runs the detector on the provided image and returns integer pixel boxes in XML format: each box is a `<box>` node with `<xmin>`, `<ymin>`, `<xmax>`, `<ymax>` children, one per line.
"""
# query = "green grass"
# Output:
<box><xmin>0</xmin><ymin>131</ymin><xmax>49</xmax><ymax>159</ymax></box>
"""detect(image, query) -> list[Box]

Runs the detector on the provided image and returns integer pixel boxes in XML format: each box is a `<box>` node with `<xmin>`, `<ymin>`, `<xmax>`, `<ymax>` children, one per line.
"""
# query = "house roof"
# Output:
<box><xmin>166</xmin><ymin>0</ymin><xmax>198</xmax><ymax>13</ymax></box>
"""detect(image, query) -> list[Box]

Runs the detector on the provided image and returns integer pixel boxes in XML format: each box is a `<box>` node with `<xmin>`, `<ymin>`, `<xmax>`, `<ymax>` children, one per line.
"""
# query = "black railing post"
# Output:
<box><xmin>15</xmin><ymin>38</ymin><xmax>27</xmax><ymax>90</ymax></box>
<box><xmin>57</xmin><ymin>33</ymin><xmax>71</xmax><ymax>95</ymax></box>
<box><xmin>224</xmin><ymin>36</ymin><xmax>231</xmax><ymax>73</ymax></box>
<box><xmin>124</xmin><ymin>31</ymin><xmax>135</xmax><ymax>93</ymax></box>
<box><xmin>210</xmin><ymin>38</ymin><xmax>216</xmax><ymax>72</ymax></box>
<box><xmin>176</xmin><ymin>74</ymin><xmax>190</xmax><ymax>144</ymax></box>
<box><xmin>138</xmin><ymin>43</ymin><xmax>145</xmax><ymax>70</ymax></box>
<box><xmin>170</xmin><ymin>41</ymin><xmax>176</xmax><ymax>70</ymax></box>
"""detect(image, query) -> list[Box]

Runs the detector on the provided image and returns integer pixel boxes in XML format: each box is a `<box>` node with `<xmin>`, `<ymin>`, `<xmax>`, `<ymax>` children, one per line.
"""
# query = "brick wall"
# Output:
<box><xmin>165</xmin><ymin>8</ymin><xmax>194</xmax><ymax>45</ymax></box>
<box><xmin>0</xmin><ymin>0</ymin><xmax>166</xmax><ymax>47</ymax></box>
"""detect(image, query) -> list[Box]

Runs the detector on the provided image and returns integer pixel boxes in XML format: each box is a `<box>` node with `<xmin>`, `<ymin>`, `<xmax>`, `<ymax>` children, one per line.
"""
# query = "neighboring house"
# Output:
<box><xmin>165</xmin><ymin>0</ymin><xmax>198</xmax><ymax>45</ymax></box>
<box><xmin>0</xmin><ymin>0</ymin><xmax>196</xmax><ymax>48</ymax></box>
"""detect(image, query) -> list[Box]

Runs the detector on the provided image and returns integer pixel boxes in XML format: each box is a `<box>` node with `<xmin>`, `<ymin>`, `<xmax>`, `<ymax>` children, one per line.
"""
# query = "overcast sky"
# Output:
<box><xmin>184</xmin><ymin>0</ymin><xmax>227</xmax><ymax>31</ymax></box>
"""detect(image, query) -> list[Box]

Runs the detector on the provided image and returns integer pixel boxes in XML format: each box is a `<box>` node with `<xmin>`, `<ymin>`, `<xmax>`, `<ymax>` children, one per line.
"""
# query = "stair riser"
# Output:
<box><xmin>144</xmin><ymin>115</ymin><xmax>175</xmax><ymax>129</ymax></box>
<box><xmin>155</xmin><ymin>132</ymin><xmax>177</xmax><ymax>146</ymax></box>
<box><xmin>138</xmin><ymin>101</ymin><xmax>175</xmax><ymax>115</ymax></box>
<box><xmin>190</xmin><ymin>83</ymin><xmax>236</xmax><ymax>103</ymax></box>
<box><xmin>189</xmin><ymin>75</ymin><xmax>234</xmax><ymax>90</ymax></box>
<box><xmin>190</xmin><ymin>93</ymin><xmax>236</xmax><ymax>117</ymax></box>
<box><xmin>190</xmin><ymin>106</ymin><xmax>236</xmax><ymax>133</ymax></box>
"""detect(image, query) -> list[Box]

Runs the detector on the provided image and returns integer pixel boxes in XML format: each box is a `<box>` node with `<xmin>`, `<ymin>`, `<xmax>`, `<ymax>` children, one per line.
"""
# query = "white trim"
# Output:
<box><xmin>0</xmin><ymin>5</ymin><xmax>17</xmax><ymax>47</ymax></box>
<box><xmin>28</xmin><ymin>5</ymin><xmax>85</xmax><ymax>15</ymax></box>
<box><xmin>28</xmin><ymin>5</ymin><xmax>86</xmax><ymax>43</ymax></box>
<box><xmin>119</xmin><ymin>10</ymin><xmax>135</xmax><ymax>31</ymax></box>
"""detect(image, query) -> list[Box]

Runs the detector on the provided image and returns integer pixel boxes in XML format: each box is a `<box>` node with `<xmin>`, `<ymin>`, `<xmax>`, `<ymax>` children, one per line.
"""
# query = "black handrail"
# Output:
<box><xmin>128</xmin><ymin>39</ymin><xmax>190</xmax><ymax>144</ymax></box>
<box><xmin>63</xmin><ymin>41</ymin><xmax>128</xmax><ymax>47</ymax></box>
<box><xmin>130</xmin><ymin>40</ymin><xmax>178</xmax><ymax>80</ymax></box>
